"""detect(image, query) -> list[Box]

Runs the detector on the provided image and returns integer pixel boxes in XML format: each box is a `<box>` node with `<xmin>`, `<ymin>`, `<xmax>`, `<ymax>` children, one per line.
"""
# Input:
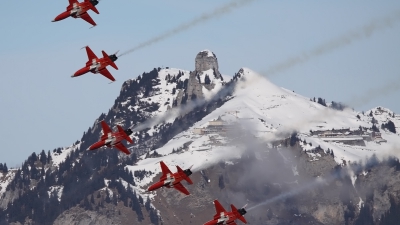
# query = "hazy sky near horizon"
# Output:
<box><xmin>0</xmin><ymin>1</ymin><xmax>399</xmax><ymax>167</ymax></box>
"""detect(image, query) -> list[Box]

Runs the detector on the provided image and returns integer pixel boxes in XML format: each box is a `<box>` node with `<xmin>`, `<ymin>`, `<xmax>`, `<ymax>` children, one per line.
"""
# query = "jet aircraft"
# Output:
<box><xmin>148</xmin><ymin>161</ymin><xmax>193</xmax><ymax>195</ymax></box>
<box><xmin>203</xmin><ymin>200</ymin><xmax>247</xmax><ymax>225</ymax></box>
<box><xmin>72</xmin><ymin>46</ymin><xmax>119</xmax><ymax>82</ymax></box>
<box><xmin>52</xmin><ymin>0</ymin><xmax>100</xmax><ymax>27</ymax></box>
<box><xmin>88</xmin><ymin>120</ymin><xmax>133</xmax><ymax>155</ymax></box>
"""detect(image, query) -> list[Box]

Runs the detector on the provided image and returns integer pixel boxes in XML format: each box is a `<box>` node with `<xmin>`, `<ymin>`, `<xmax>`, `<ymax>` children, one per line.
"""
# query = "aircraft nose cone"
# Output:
<box><xmin>51</xmin><ymin>20</ymin><xmax>56</xmax><ymax>22</ymax></box>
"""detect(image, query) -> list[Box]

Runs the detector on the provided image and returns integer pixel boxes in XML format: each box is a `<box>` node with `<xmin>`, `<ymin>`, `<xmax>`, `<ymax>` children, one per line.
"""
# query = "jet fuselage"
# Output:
<box><xmin>74</xmin><ymin>54</ymin><xmax>118</xmax><ymax>77</ymax></box>
<box><xmin>204</xmin><ymin>207</ymin><xmax>247</xmax><ymax>225</ymax></box>
<box><xmin>148</xmin><ymin>168</ymin><xmax>192</xmax><ymax>191</ymax></box>
<box><xmin>89</xmin><ymin>128</ymin><xmax>132</xmax><ymax>150</ymax></box>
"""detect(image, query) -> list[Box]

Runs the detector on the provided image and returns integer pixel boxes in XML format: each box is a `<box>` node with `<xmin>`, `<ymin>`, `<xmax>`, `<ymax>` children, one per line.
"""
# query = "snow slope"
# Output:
<box><xmin>1</xmin><ymin>66</ymin><xmax>398</xmax><ymax>212</ymax></box>
<box><xmin>125</xmin><ymin>67</ymin><xmax>400</xmax><ymax>194</ymax></box>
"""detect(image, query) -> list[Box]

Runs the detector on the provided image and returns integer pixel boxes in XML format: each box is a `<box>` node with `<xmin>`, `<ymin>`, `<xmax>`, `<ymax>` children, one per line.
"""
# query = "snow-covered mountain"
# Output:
<box><xmin>0</xmin><ymin>50</ymin><xmax>400</xmax><ymax>225</ymax></box>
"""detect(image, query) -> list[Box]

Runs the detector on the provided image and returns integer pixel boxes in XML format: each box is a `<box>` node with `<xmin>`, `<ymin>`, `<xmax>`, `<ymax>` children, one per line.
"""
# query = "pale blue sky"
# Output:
<box><xmin>0</xmin><ymin>1</ymin><xmax>399</xmax><ymax>167</ymax></box>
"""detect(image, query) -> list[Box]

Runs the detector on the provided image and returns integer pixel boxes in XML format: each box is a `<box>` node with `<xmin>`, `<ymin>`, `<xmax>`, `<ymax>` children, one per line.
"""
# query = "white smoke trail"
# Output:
<box><xmin>118</xmin><ymin>0</ymin><xmax>257</xmax><ymax>57</ymax></box>
<box><xmin>247</xmin><ymin>176</ymin><xmax>334</xmax><ymax>211</ymax></box>
<box><xmin>261</xmin><ymin>10</ymin><xmax>400</xmax><ymax>78</ymax></box>
<box><xmin>130</xmin><ymin>99</ymin><xmax>206</xmax><ymax>132</ymax></box>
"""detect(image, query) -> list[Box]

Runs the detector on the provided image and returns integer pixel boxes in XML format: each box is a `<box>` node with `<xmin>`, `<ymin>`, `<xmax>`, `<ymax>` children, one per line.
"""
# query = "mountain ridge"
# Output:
<box><xmin>0</xmin><ymin>51</ymin><xmax>399</xmax><ymax>225</ymax></box>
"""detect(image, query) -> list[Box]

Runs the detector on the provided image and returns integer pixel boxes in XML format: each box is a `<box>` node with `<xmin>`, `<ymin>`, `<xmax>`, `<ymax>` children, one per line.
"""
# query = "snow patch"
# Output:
<box><xmin>200</xmin><ymin>49</ymin><xmax>214</xmax><ymax>57</ymax></box>
<box><xmin>48</xmin><ymin>185</ymin><xmax>64</xmax><ymax>201</ymax></box>
<box><xmin>0</xmin><ymin>171</ymin><xmax>14</xmax><ymax>197</ymax></box>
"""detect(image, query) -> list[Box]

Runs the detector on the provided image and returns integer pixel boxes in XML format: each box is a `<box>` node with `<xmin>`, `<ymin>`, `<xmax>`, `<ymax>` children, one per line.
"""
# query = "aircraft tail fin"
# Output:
<box><xmin>176</xmin><ymin>166</ymin><xmax>193</xmax><ymax>184</ymax></box>
<box><xmin>160</xmin><ymin>161</ymin><xmax>172</xmax><ymax>180</ymax></box>
<box><xmin>100</xmin><ymin>120</ymin><xmax>112</xmax><ymax>139</ymax></box>
<box><xmin>231</xmin><ymin>204</ymin><xmax>247</xmax><ymax>224</ymax></box>
<box><xmin>84</xmin><ymin>46</ymin><xmax>98</xmax><ymax>66</ymax></box>
<box><xmin>84</xmin><ymin>0</ymin><xmax>100</xmax><ymax>14</ymax></box>
<box><xmin>117</xmin><ymin>125</ymin><xmax>133</xmax><ymax>143</ymax></box>
<box><xmin>102</xmin><ymin>51</ymin><xmax>118</xmax><ymax>70</ymax></box>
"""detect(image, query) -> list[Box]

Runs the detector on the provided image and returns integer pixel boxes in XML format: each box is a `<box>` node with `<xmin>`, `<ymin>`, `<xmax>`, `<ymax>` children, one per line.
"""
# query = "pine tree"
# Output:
<box><xmin>372</xmin><ymin>124</ymin><xmax>380</xmax><ymax>132</ymax></box>
<box><xmin>317</xmin><ymin>97</ymin><xmax>326</xmax><ymax>106</ymax></box>
<box><xmin>29</xmin><ymin>152</ymin><xmax>37</xmax><ymax>165</ymax></box>
<box><xmin>382</xmin><ymin>120</ymin><xmax>396</xmax><ymax>133</ymax></box>
<box><xmin>105</xmin><ymin>190</ymin><xmax>111</xmax><ymax>203</ymax></box>
<box><xmin>290</xmin><ymin>133</ymin><xmax>297</xmax><ymax>146</ymax></box>
<box><xmin>139</xmin><ymin>195</ymin><xmax>144</xmax><ymax>205</ymax></box>
<box><xmin>145</xmin><ymin>197</ymin><xmax>151</xmax><ymax>211</ymax></box>
<box><xmin>40</xmin><ymin>150</ymin><xmax>47</xmax><ymax>165</ymax></box>
<box><xmin>47</xmin><ymin>150</ymin><xmax>52</xmax><ymax>164</ymax></box>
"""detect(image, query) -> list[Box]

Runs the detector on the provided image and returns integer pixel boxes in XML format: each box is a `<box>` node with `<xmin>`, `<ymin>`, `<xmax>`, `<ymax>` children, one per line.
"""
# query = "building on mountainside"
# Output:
<box><xmin>192</xmin><ymin>116</ymin><xmax>234</xmax><ymax>136</ymax></box>
<box><xmin>193</xmin><ymin>128</ymin><xmax>204</xmax><ymax>135</ymax></box>
<box><xmin>371</xmin><ymin>131</ymin><xmax>387</xmax><ymax>143</ymax></box>
<box><xmin>313</xmin><ymin>128</ymin><xmax>386</xmax><ymax>145</ymax></box>
<box><xmin>208</xmin><ymin>135</ymin><xmax>226</xmax><ymax>146</ymax></box>
<box><xmin>319</xmin><ymin>136</ymin><xmax>366</xmax><ymax>146</ymax></box>
<box><xmin>312</xmin><ymin>128</ymin><xmax>351</xmax><ymax>136</ymax></box>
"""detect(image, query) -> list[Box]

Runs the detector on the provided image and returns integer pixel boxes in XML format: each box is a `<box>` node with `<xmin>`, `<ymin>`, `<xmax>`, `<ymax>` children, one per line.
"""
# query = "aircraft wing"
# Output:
<box><xmin>80</xmin><ymin>12</ymin><xmax>97</xmax><ymax>27</ymax></box>
<box><xmin>114</xmin><ymin>142</ymin><xmax>131</xmax><ymax>155</ymax></box>
<box><xmin>173</xmin><ymin>182</ymin><xmax>190</xmax><ymax>195</ymax></box>
<box><xmin>100</xmin><ymin>120</ymin><xmax>112</xmax><ymax>139</ymax></box>
<box><xmin>84</xmin><ymin>46</ymin><xmax>98</xmax><ymax>67</ymax></box>
<box><xmin>213</xmin><ymin>200</ymin><xmax>227</xmax><ymax>220</ymax></box>
<box><xmin>67</xmin><ymin>0</ymin><xmax>79</xmax><ymax>10</ymax></box>
<box><xmin>160</xmin><ymin>161</ymin><xmax>172</xmax><ymax>180</ymax></box>
<box><xmin>99</xmin><ymin>68</ymin><xmax>116</xmax><ymax>82</ymax></box>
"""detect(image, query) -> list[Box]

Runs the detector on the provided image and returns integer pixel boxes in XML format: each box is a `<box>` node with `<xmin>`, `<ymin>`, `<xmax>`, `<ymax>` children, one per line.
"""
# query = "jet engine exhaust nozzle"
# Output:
<box><xmin>238</xmin><ymin>208</ymin><xmax>247</xmax><ymax>216</ymax></box>
<box><xmin>124</xmin><ymin>129</ymin><xmax>133</xmax><ymax>136</ymax></box>
<box><xmin>108</xmin><ymin>54</ymin><xmax>118</xmax><ymax>62</ymax></box>
<box><xmin>90</xmin><ymin>0</ymin><xmax>99</xmax><ymax>6</ymax></box>
<box><xmin>184</xmin><ymin>169</ymin><xmax>192</xmax><ymax>177</ymax></box>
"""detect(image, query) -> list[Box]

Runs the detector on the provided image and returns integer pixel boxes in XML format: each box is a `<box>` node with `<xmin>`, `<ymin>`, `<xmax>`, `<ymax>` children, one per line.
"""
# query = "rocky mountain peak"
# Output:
<box><xmin>195</xmin><ymin>49</ymin><xmax>221</xmax><ymax>78</ymax></box>
<box><xmin>174</xmin><ymin>50</ymin><xmax>226</xmax><ymax>106</ymax></box>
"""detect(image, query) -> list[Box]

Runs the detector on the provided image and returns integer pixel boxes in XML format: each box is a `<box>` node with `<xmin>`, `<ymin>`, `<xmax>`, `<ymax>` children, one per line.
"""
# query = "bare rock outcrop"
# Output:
<box><xmin>195</xmin><ymin>50</ymin><xmax>221</xmax><ymax>77</ymax></box>
<box><xmin>176</xmin><ymin>50</ymin><xmax>224</xmax><ymax>106</ymax></box>
<box><xmin>53</xmin><ymin>207</ymin><xmax>122</xmax><ymax>225</ymax></box>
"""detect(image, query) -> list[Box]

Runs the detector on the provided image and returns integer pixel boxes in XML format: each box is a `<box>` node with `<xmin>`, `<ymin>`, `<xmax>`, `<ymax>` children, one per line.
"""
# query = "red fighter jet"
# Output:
<box><xmin>203</xmin><ymin>200</ymin><xmax>247</xmax><ymax>225</ymax></box>
<box><xmin>148</xmin><ymin>161</ymin><xmax>193</xmax><ymax>195</ymax></box>
<box><xmin>88</xmin><ymin>120</ymin><xmax>133</xmax><ymax>155</ymax></box>
<box><xmin>52</xmin><ymin>0</ymin><xmax>100</xmax><ymax>27</ymax></box>
<box><xmin>72</xmin><ymin>46</ymin><xmax>119</xmax><ymax>82</ymax></box>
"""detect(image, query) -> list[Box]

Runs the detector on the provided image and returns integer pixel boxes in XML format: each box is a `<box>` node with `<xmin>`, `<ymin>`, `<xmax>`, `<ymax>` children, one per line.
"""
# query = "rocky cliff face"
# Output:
<box><xmin>176</xmin><ymin>50</ymin><xmax>225</xmax><ymax>106</ymax></box>
<box><xmin>195</xmin><ymin>50</ymin><xmax>220</xmax><ymax>77</ymax></box>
